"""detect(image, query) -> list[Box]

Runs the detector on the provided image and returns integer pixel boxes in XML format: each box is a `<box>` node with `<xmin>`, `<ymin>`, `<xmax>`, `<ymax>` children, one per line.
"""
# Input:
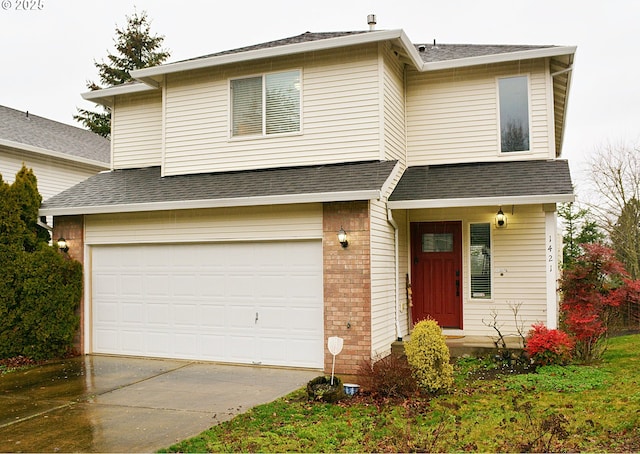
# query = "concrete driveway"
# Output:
<box><xmin>0</xmin><ymin>355</ymin><xmax>320</xmax><ymax>452</ymax></box>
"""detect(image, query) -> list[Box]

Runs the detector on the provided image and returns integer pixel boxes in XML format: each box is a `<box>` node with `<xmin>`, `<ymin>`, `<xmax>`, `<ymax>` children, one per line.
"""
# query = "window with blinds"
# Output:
<box><xmin>231</xmin><ymin>70</ymin><xmax>300</xmax><ymax>137</ymax></box>
<box><xmin>470</xmin><ymin>223</ymin><xmax>491</xmax><ymax>299</ymax></box>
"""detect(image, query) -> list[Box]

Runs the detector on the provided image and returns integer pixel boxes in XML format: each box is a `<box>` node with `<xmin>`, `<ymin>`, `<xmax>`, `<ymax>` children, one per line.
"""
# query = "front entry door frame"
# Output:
<box><xmin>410</xmin><ymin>221</ymin><xmax>463</xmax><ymax>329</ymax></box>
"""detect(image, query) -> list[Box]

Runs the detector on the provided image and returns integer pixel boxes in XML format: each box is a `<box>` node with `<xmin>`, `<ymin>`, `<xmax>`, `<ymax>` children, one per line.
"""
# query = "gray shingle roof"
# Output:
<box><xmin>0</xmin><ymin>105</ymin><xmax>110</xmax><ymax>164</ymax></box>
<box><xmin>179</xmin><ymin>31</ymin><xmax>371</xmax><ymax>63</ymax></box>
<box><xmin>41</xmin><ymin>160</ymin><xmax>398</xmax><ymax>214</ymax></box>
<box><xmin>414</xmin><ymin>43</ymin><xmax>555</xmax><ymax>63</ymax></box>
<box><xmin>389</xmin><ymin>160</ymin><xmax>573</xmax><ymax>202</ymax></box>
<box><xmin>174</xmin><ymin>31</ymin><xmax>556</xmax><ymax>66</ymax></box>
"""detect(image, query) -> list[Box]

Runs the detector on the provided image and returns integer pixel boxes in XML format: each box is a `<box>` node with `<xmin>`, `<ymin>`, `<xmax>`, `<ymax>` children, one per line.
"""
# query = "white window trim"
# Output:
<box><xmin>228</xmin><ymin>68</ymin><xmax>303</xmax><ymax>140</ymax></box>
<box><xmin>496</xmin><ymin>74</ymin><xmax>532</xmax><ymax>155</ymax></box>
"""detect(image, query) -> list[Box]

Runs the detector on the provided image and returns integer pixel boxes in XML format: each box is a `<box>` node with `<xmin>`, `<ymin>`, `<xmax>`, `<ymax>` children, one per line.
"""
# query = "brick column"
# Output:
<box><xmin>52</xmin><ymin>215</ymin><xmax>85</xmax><ymax>354</ymax></box>
<box><xmin>323</xmin><ymin>201</ymin><xmax>371</xmax><ymax>375</ymax></box>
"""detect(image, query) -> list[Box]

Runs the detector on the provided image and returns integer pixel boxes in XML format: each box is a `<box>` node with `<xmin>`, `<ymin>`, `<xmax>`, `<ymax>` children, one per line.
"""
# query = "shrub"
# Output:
<box><xmin>0</xmin><ymin>166</ymin><xmax>83</xmax><ymax>360</ymax></box>
<box><xmin>560</xmin><ymin>243</ymin><xmax>640</xmax><ymax>363</ymax></box>
<box><xmin>0</xmin><ymin>244</ymin><xmax>82</xmax><ymax>360</ymax></box>
<box><xmin>357</xmin><ymin>353</ymin><xmax>418</xmax><ymax>398</ymax></box>
<box><xmin>525</xmin><ymin>323</ymin><xmax>573</xmax><ymax>366</ymax></box>
<box><xmin>404</xmin><ymin>319</ymin><xmax>454</xmax><ymax>394</ymax></box>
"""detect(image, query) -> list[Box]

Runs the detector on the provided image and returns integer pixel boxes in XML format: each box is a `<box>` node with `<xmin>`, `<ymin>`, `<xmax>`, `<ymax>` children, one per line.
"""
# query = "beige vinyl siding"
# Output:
<box><xmin>382</xmin><ymin>43</ymin><xmax>407</xmax><ymax>165</ymax></box>
<box><xmin>406</xmin><ymin>59</ymin><xmax>553</xmax><ymax>166</ymax></box>
<box><xmin>396</xmin><ymin>209</ymin><xmax>410</xmax><ymax>336</ymax></box>
<box><xmin>162</xmin><ymin>45</ymin><xmax>381</xmax><ymax>176</ymax></box>
<box><xmin>84</xmin><ymin>203</ymin><xmax>323</xmax><ymax>244</ymax></box>
<box><xmin>112</xmin><ymin>91</ymin><xmax>162</xmax><ymax>169</ymax></box>
<box><xmin>0</xmin><ymin>147</ymin><xmax>106</xmax><ymax>200</ymax></box>
<box><xmin>370</xmin><ymin>199</ymin><xmax>396</xmax><ymax>357</ymax></box>
<box><xmin>408</xmin><ymin>205</ymin><xmax>547</xmax><ymax>336</ymax></box>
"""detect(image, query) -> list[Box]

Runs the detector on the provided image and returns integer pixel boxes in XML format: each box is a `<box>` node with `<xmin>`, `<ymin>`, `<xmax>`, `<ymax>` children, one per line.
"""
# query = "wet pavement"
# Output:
<box><xmin>0</xmin><ymin>355</ymin><xmax>319</xmax><ymax>452</ymax></box>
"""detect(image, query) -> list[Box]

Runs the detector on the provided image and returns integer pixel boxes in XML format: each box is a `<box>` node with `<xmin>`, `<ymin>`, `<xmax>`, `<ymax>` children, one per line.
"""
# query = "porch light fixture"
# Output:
<box><xmin>337</xmin><ymin>227</ymin><xmax>349</xmax><ymax>248</ymax></box>
<box><xmin>495</xmin><ymin>208</ymin><xmax>507</xmax><ymax>228</ymax></box>
<box><xmin>58</xmin><ymin>238</ymin><xmax>69</xmax><ymax>253</ymax></box>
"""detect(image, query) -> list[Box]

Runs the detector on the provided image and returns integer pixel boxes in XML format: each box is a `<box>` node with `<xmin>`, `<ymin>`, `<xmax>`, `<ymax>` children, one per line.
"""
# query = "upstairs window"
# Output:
<box><xmin>498</xmin><ymin>75</ymin><xmax>530</xmax><ymax>152</ymax></box>
<box><xmin>470</xmin><ymin>223</ymin><xmax>491</xmax><ymax>299</ymax></box>
<box><xmin>231</xmin><ymin>70</ymin><xmax>301</xmax><ymax>137</ymax></box>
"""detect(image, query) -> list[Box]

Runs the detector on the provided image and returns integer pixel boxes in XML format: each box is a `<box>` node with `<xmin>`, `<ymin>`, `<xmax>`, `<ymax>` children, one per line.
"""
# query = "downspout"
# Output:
<box><xmin>387</xmin><ymin>208</ymin><xmax>402</xmax><ymax>340</ymax></box>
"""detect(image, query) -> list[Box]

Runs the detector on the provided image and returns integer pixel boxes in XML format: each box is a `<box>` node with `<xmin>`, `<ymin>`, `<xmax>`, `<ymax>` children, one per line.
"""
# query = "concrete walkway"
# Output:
<box><xmin>0</xmin><ymin>355</ymin><xmax>320</xmax><ymax>452</ymax></box>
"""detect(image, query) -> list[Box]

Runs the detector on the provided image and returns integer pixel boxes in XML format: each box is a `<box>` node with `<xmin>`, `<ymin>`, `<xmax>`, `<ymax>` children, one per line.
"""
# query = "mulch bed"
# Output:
<box><xmin>0</xmin><ymin>356</ymin><xmax>41</xmax><ymax>369</ymax></box>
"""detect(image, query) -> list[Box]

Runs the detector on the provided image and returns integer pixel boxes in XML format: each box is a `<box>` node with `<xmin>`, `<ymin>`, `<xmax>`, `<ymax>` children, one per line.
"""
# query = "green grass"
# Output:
<box><xmin>161</xmin><ymin>334</ymin><xmax>640</xmax><ymax>453</ymax></box>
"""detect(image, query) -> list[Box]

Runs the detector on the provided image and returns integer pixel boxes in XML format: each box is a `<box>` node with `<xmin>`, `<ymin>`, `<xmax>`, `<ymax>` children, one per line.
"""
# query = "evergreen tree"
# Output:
<box><xmin>558</xmin><ymin>202</ymin><xmax>604</xmax><ymax>269</ymax></box>
<box><xmin>0</xmin><ymin>166</ymin><xmax>82</xmax><ymax>360</ymax></box>
<box><xmin>74</xmin><ymin>10</ymin><xmax>170</xmax><ymax>138</ymax></box>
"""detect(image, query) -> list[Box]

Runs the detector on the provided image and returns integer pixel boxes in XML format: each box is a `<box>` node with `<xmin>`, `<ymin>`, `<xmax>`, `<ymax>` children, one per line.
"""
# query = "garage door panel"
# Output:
<box><xmin>121</xmin><ymin>330</ymin><xmax>144</xmax><ymax>353</ymax></box>
<box><xmin>144</xmin><ymin>274</ymin><xmax>170</xmax><ymax>295</ymax></box>
<box><xmin>227</xmin><ymin>335</ymin><xmax>255</xmax><ymax>362</ymax></box>
<box><xmin>91</xmin><ymin>241</ymin><xmax>323</xmax><ymax>368</ymax></box>
<box><xmin>94</xmin><ymin>328</ymin><xmax>119</xmax><ymax>351</ymax></box>
<box><xmin>121</xmin><ymin>274</ymin><xmax>142</xmax><ymax>296</ymax></box>
<box><xmin>122</xmin><ymin>302</ymin><xmax>144</xmax><ymax>324</ymax></box>
<box><xmin>290</xmin><ymin>307</ymin><xmax>322</xmax><ymax>332</ymax></box>
<box><xmin>199</xmin><ymin>304</ymin><xmax>225</xmax><ymax>327</ymax></box>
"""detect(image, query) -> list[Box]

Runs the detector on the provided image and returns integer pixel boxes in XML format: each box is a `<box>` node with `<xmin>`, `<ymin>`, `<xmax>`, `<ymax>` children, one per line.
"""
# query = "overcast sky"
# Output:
<box><xmin>1</xmin><ymin>0</ymin><xmax>638</xmax><ymax>200</ymax></box>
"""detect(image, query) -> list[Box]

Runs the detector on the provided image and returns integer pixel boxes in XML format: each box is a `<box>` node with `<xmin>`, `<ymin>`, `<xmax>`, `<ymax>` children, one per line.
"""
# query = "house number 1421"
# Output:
<box><xmin>548</xmin><ymin>235</ymin><xmax>554</xmax><ymax>272</ymax></box>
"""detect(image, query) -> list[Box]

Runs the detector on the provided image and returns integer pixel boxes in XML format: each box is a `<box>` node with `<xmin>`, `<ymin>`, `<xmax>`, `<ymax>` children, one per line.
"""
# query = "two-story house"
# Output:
<box><xmin>41</xmin><ymin>23</ymin><xmax>575</xmax><ymax>374</ymax></box>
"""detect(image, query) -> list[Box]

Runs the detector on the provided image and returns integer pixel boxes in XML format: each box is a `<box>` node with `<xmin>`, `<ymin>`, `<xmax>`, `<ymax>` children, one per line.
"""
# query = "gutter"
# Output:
<box><xmin>387</xmin><ymin>208</ymin><xmax>402</xmax><ymax>341</ymax></box>
<box><xmin>420</xmin><ymin>46</ymin><xmax>577</xmax><ymax>72</ymax></box>
<box><xmin>388</xmin><ymin>193</ymin><xmax>575</xmax><ymax>210</ymax></box>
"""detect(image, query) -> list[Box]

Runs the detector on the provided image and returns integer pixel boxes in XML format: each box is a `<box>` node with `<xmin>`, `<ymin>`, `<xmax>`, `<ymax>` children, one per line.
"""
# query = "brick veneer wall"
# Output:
<box><xmin>52</xmin><ymin>215</ymin><xmax>85</xmax><ymax>353</ymax></box>
<box><xmin>323</xmin><ymin>201</ymin><xmax>371</xmax><ymax>375</ymax></box>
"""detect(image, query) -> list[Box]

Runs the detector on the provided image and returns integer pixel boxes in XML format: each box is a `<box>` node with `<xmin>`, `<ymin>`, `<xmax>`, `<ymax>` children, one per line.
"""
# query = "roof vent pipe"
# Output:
<box><xmin>367</xmin><ymin>14</ymin><xmax>376</xmax><ymax>31</ymax></box>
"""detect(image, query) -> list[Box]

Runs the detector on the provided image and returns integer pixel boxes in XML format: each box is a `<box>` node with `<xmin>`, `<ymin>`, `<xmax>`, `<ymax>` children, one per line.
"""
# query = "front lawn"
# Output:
<box><xmin>162</xmin><ymin>334</ymin><xmax>640</xmax><ymax>452</ymax></box>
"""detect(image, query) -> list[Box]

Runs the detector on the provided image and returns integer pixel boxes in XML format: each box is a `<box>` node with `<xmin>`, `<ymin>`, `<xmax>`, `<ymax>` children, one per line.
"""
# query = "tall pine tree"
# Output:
<box><xmin>558</xmin><ymin>202</ymin><xmax>604</xmax><ymax>269</ymax></box>
<box><xmin>74</xmin><ymin>10</ymin><xmax>170</xmax><ymax>138</ymax></box>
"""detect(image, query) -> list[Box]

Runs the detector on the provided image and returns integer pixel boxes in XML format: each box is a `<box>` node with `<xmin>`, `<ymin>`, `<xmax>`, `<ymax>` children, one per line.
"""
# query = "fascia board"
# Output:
<box><xmin>387</xmin><ymin>193</ymin><xmax>575</xmax><ymax>209</ymax></box>
<box><xmin>379</xmin><ymin>161</ymin><xmax>403</xmax><ymax>198</ymax></box>
<box><xmin>81</xmin><ymin>83</ymin><xmax>158</xmax><ymax>106</ymax></box>
<box><xmin>0</xmin><ymin>139</ymin><xmax>110</xmax><ymax>169</ymax></box>
<box><xmin>420</xmin><ymin>46</ymin><xmax>577</xmax><ymax>72</ymax></box>
<box><xmin>396</xmin><ymin>30</ymin><xmax>425</xmax><ymax>69</ymax></box>
<box><xmin>131</xmin><ymin>30</ymin><xmax>406</xmax><ymax>82</ymax></box>
<box><xmin>39</xmin><ymin>189</ymin><xmax>381</xmax><ymax>217</ymax></box>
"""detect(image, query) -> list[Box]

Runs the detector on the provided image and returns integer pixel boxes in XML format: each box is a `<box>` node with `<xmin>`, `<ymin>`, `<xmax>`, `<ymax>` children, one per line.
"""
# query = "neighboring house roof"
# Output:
<box><xmin>0</xmin><ymin>105</ymin><xmax>110</xmax><ymax>167</ymax></box>
<box><xmin>40</xmin><ymin>160</ymin><xmax>400</xmax><ymax>216</ymax></box>
<box><xmin>388</xmin><ymin>160</ymin><xmax>574</xmax><ymax>209</ymax></box>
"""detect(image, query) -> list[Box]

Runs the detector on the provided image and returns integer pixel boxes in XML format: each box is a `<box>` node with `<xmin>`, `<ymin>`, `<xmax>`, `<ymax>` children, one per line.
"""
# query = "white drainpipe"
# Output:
<box><xmin>387</xmin><ymin>208</ymin><xmax>402</xmax><ymax>340</ymax></box>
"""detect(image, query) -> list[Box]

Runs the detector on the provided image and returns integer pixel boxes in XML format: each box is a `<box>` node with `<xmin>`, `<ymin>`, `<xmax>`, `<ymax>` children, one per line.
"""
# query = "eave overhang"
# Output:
<box><xmin>40</xmin><ymin>160</ymin><xmax>399</xmax><ymax>217</ymax></box>
<box><xmin>387</xmin><ymin>193</ymin><xmax>575</xmax><ymax>210</ymax></box>
<box><xmin>40</xmin><ymin>189</ymin><xmax>382</xmax><ymax>216</ymax></box>
<box><xmin>421</xmin><ymin>46</ymin><xmax>577</xmax><ymax>72</ymax></box>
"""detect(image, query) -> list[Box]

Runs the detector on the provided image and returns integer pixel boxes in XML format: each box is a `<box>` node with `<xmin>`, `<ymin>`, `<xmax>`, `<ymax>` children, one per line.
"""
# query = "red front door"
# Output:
<box><xmin>411</xmin><ymin>221</ymin><xmax>463</xmax><ymax>329</ymax></box>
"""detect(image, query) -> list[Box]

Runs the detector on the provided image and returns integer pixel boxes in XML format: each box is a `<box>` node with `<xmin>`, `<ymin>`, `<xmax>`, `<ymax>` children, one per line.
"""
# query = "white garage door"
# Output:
<box><xmin>91</xmin><ymin>241</ymin><xmax>324</xmax><ymax>368</ymax></box>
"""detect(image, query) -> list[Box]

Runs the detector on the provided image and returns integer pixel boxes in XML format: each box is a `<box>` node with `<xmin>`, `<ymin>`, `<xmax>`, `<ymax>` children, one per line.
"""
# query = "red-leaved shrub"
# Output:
<box><xmin>357</xmin><ymin>353</ymin><xmax>418</xmax><ymax>398</ymax></box>
<box><xmin>525</xmin><ymin>323</ymin><xmax>573</xmax><ymax>366</ymax></box>
<box><xmin>560</xmin><ymin>243</ymin><xmax>640</xmax><ymax>363</ymax></box>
